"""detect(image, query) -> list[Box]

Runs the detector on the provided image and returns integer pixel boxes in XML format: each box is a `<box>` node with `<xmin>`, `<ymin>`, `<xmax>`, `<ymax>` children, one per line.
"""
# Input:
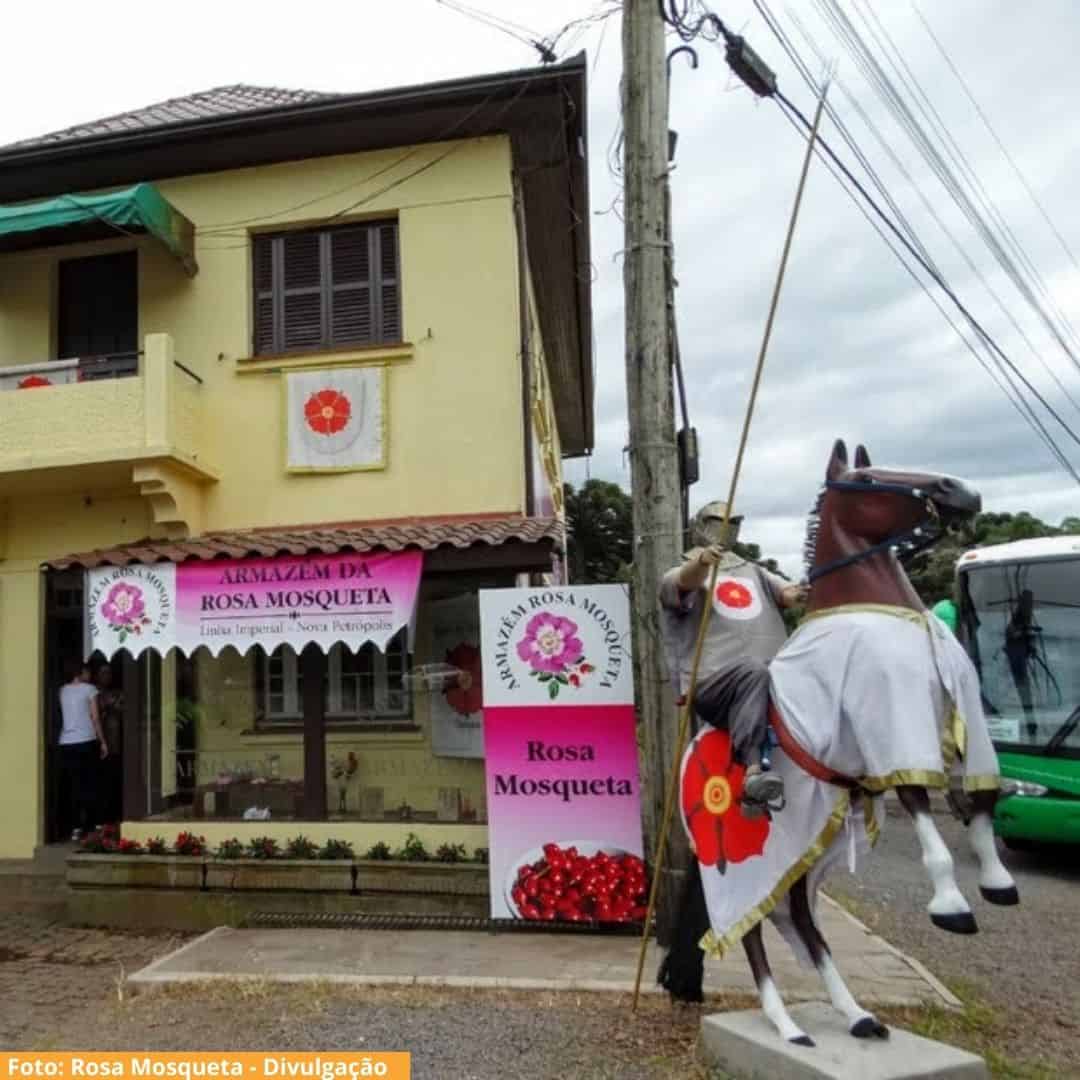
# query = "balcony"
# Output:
<box><xmin>0</xmin><ymin>334</ymin><xmax>217</xmax><ymax>535</ymax></box>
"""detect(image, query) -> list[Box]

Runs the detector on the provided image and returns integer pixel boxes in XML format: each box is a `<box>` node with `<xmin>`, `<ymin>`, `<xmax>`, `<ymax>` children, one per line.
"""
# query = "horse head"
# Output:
<box><xmin>806</xmin><ymin>439</ymin><xmax>981</xmax><ymax>607</ymax></box>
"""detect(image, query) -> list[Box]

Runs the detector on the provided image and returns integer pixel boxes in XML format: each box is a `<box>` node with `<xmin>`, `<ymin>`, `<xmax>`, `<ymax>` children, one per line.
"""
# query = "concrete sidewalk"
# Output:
<box><xmin>129</xmin><ymin>895</ymin><xmax>957</xmax><ymax>1007</ymax></box>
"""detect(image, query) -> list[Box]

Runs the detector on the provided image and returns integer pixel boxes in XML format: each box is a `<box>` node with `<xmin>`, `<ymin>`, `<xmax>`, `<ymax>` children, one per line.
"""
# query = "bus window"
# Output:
<box><xmin>958</xmin><ymin>559</ymin><xmax>1080</xmax><ymax>753</ymax></box>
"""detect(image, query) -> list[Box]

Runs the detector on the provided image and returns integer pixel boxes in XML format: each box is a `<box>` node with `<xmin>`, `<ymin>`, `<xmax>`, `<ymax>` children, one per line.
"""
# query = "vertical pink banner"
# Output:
<box><xmin>479</xmin><ymin>585</ymin><xmax>644</xmax><ymax>923</ymax></box>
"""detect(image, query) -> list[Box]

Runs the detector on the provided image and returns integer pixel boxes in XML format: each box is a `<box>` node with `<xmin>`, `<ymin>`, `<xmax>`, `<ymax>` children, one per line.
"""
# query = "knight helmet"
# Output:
<box><xmin>689</xmin><ymin>500</ymin><xmax>742</xmax><ymax>550</ymax></box>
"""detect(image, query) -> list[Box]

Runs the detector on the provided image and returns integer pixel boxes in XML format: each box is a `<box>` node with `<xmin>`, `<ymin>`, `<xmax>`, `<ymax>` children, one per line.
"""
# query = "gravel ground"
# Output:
<box><xmin>8</xmin><ymin>977</ymin><xmax>737</xmax><ymax>1079</ymax></box>
<box><xmin>826</xmin><ymin>801</ymin><xmax>1080</xmax><ymax>1076</ymax></box>
<box><xmin>3</xmin><ymin>808</ymin><xmax>1075</xmax><ymax>1077</ymax></box>
<box><xmin>0</xmin><ymin>902</ymin><xmax>732</xmax><ymax>1079</ymax></box>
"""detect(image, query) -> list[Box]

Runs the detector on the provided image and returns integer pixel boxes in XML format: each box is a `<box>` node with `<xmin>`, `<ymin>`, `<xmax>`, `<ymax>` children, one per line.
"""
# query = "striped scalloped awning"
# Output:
<box><xmin>47</xmin><ymin>515</ymin><xmax>563</xmax><ymax>570</ymax></box>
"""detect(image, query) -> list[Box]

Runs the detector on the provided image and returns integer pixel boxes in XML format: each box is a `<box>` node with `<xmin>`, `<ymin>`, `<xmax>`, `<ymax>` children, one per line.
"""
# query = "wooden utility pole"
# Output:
<box><xmin>622</xmin><ymin>0</ymin><xmax>686</xmax><ymax>945</ymax></box>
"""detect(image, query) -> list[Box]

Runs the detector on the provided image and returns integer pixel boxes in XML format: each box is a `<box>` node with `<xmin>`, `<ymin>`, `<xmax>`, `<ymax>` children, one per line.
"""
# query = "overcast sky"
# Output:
<box><xmin>3</xmin><ymin>1</ymin><xmax>1078</xmax><ymax>574</ymax></box>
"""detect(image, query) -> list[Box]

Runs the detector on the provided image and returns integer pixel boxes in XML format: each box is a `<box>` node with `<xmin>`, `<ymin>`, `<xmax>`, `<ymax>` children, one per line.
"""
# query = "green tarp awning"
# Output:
<box><xmin>0</xmin><ymin>183</ymin><xmax>197</xmax><ymax>275</ymax></box>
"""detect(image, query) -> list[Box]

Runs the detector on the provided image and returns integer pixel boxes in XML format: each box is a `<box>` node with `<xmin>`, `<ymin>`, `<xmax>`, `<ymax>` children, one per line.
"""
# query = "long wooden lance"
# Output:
<box><xmin>631</xmin><ymin>80</ymin><xmax>831</xmax><ymax>1012</ymax></box>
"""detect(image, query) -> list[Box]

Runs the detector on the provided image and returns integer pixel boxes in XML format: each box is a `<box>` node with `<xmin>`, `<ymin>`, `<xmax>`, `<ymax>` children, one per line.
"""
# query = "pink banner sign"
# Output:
<box><xmin>85</xmin><ymin>551</ymin><xmax>423</xmax><ymax>658</ymax></box>
<box><xmin>479</xmin><ymin>585</ymin><xmax>644</xmax><ymax>924</ymax></box>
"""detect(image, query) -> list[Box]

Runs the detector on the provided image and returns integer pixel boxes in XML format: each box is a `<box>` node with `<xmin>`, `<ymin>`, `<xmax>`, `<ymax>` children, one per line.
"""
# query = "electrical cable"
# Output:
<box><xmin>762</xmin><ymin>0</ymin><xmax>1080</xmax><ymax>418</ymax></box>
<box><xmin>910</xmin><ymin>0</ymin><xmax>1080</xmax><ymax>280</ymax></box>
<box><xmin>773</xmin><ymin>101</ymin><xmax>1080</xmax><ymax>483</ymax></box>
<box><xmin>776</xmin><ymin>88</ymin><xmax>1080</xmax><ymax>464</ymax></box>
<box><xmin>814</xmin><ymin>0</ymin><xmax>1080</xmax><ymax>382</ymax></box>
<box><xmin>748</xmin><ymin>0</ymin><xmax>1080</xmax><ymax>470</ymax></box>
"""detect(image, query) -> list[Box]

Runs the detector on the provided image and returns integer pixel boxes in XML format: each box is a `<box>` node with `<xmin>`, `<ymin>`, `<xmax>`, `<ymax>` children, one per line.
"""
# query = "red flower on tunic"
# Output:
<box><xmin>304</xmin><ymin>389</ymin><xmax>352</xmax><ymax>435</ymax></box>
<box><xmin>443</xmin><ymin>642</ymin><xmax>483</xmax><ymax>717</ymax></box>
<box><xmin>682</xmin><ymin>729</ymin><xmax>770</xmax><ymax>871</ymax></box>
<box><xmin>716</xmin><ymin>580</ymin><xmax>753</xmax><ymax>609</ymax></box>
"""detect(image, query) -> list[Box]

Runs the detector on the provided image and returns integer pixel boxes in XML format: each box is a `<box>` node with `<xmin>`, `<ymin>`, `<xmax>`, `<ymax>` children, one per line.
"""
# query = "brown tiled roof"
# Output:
<box><xmin>47</xmin><ymin>515</ymin><xmax>562</xmax><ymax>570</ymax></box>
<box><xmin>7</xmin><ymin>85</ymin><xmax>337</xmax><ymax>150</ymax></box>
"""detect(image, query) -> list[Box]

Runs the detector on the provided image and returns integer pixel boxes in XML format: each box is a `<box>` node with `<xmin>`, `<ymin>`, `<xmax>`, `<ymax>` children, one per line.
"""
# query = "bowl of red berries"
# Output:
<box><xmin>505</xmin><ymin>841</ymin><xmax>650</xmax><ymax>924</ymax></box>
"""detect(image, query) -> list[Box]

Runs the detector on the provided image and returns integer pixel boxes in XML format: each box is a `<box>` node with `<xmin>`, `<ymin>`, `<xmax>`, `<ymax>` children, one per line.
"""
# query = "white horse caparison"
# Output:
<box><xmin>659</xmin><ymin>442</ymin><xmax>1019</xmax><ymax>1047</ymax></box>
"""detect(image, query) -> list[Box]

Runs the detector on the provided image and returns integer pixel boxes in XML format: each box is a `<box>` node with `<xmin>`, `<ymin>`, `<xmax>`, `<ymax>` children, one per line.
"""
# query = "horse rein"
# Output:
<box><xmin>806</xmin><ymin>479</ymin><xmax>942</xmax><ymax>585</ymax></box>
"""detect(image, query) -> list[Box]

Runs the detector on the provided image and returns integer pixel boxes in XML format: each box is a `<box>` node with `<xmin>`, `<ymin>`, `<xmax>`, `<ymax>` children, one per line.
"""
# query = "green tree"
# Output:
<box><xmin>564</xmin><ymin>480</ymin><xmax>634</xmax><ymax>584</ymax></box>
<box><xmin>907</xmin><ymin>511</ymin><xmax>1080</xmax><ymax>604</ymax></box>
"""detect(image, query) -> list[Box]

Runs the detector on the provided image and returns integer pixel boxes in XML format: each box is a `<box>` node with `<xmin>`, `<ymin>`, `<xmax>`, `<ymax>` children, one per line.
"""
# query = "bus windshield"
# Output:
<box><xmin>958</xmin><ymin>557</ymin><xmax>1080</xmax><ymax>755</ymax></box>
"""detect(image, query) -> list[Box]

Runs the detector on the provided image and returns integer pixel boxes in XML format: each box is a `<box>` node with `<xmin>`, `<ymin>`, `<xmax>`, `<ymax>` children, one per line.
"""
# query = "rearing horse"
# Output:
<box><xmin>659</xmin><ymin>439</ymin><xmax>1019</xmax><ymax>1047</ymax></box>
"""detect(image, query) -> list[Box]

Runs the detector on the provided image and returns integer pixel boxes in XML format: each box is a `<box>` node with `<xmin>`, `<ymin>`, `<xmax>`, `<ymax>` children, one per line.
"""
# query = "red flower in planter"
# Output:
<box><xmin>443</xmin><ymin>642</ymin><xmax>483</xmax><ymax>716</ymax></box>
<box><xmin>174</xmin><ymin>831</ymin><xmax>206</xmax><ymax>856</ymax></box>
<box><xmin>682</xmin><ymin>729</ymin><xmax>770</xmax><ymax>871</ymax></box>
<box><xmin>304</xmin><ymin>389</ymin><xmax>352</xmax><ymax>435</ymax></box>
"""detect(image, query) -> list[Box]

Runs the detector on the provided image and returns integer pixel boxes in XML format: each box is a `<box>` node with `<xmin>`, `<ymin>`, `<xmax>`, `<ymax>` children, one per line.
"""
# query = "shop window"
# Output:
<box><xmin>141</xmin><ymin>647</ymin><xmax>310</xmax><ymax>824</ymax></box>
<box><xmin>252</xmin><ymin>221</ymin><xmax>401</xmax><ymax>356</ymax></box>
<box><xmin>260</xmin><ymin>634</ymin><xmax>410</xmax><ymax>728</ymax></box>
<box><xmin>136</xmin><ymin>585</ymin><xmax>490</xmax><ymax>828</ymax></box>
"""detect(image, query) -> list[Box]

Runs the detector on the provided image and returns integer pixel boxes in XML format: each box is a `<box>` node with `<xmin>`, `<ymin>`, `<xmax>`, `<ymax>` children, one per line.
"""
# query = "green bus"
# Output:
<box><xmin>955</xmin><ymin>536</ymin><xmax>1080</xmax><ymax>848</ymax></box>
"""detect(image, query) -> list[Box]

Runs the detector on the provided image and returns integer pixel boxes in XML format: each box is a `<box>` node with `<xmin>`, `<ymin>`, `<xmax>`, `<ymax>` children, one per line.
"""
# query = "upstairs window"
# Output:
<box><xmin>253</xmin><ymin>221</ymin><xmax>400</xmax><ymax>356</ymax></box>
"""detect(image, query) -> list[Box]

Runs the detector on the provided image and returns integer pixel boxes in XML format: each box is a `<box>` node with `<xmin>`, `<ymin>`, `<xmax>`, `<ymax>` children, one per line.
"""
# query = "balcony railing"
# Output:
<box><xmin>77</xmin><ymin>352</ymin><xmax>141</xmax><ymax>381</ymax></box>
<box><xmin>0</xmin><ymin>334</ymin><xmax>215</xmax><ymax>495</ymax></box>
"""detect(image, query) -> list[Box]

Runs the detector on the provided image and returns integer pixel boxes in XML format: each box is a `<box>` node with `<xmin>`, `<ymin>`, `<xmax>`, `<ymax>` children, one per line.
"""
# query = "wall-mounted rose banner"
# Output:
<box><xmin>84</xmin><ymin>551</ymin><xmax>423</xmax><ymax>659</ymax></box>
<box><xmin>478</xmin><ymin>584</ymin><xmax>644</xmax><ymax>923</ymax></box>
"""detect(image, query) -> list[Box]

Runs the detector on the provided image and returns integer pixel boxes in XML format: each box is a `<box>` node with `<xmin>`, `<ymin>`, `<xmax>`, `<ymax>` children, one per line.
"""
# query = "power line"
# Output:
<box><xmin>776</xmin><ymin>87</ymin><xmax>1080</xmax><ymax>467</ymax></box>
<box><xmin>761</xmin><ymin>0</ymin><xmax>1080</xmax><ymax>456</ymax></box>
<box><xmin>910</xmin><ymin>0</ymin><xmax>1080</xmax><ymax>280</ymax></box>
<box><xmin>746</xmin><ymin>0</ymin><xmax>1080</xmax><ymax>474</ymax></box>
<box><xmin>772</xmin><ymin>100</ymin><xmax>1080</xmax><ymax>484</ymax></box>
<box><xmin>665</xmin><ymin>0</ymin><xmax>1080</xmax><ymax>480</ymax></box>
<box><xmin>812</xmin><ymin>0</ymin><xmax>1080</xmax><ymax>392</ymax></box>
<box><xmin>843</xmin><ymin>0</ymin><xmax>1080</xmax><ymax>366</ymax></box>
<box><xmin>763</xmin><ymin>0</ymin><xmax>1080</xmax><ymax>419</ymax></box>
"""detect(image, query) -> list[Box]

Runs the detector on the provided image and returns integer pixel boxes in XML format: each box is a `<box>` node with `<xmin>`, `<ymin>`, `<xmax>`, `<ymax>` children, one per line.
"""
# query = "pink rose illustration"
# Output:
<box><xmin>516</xmin><ymin>612</ymin><xmax>591</xmax><ymax>700</ymax></box>
<box><xmin>100</xmin><ymin>583</ymin><xmax>151</xmax><ymax>643</ymax></box>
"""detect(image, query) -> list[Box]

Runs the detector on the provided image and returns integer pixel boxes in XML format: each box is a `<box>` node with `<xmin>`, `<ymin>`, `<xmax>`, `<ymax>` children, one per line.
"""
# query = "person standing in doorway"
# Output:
<box><xmin>59</xmin><ymin>661</ymin><xmax>108</xmax><ymax>840</ymax></box>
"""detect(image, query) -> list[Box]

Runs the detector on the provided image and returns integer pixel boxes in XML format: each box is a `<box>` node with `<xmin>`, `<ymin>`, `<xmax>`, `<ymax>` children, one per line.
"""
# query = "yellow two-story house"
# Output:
<box><xmin>0</xmin><ymin>59</ymin><xmax>592</xmax><ymax>860</ymax></box>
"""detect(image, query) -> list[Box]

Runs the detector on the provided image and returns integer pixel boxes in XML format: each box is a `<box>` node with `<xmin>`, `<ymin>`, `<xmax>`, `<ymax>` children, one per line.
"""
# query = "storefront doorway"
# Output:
<box><xmin>43</xmin><ymin>571</ymin><xmax>128</xmax><ymax>842</ymax></box>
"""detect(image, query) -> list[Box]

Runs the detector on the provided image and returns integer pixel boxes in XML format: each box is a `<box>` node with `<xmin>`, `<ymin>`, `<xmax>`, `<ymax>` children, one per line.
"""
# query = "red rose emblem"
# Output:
<box><xmin>682</xmin><ymin>729</ymin><xmax>769</xmax><ymax>871</ymax></box>
<box><xmin>304</xmin><ymin>389</ymin><xmax>352</xmax><ymax>435</ymax></box>
<box><xmin>716</xmin><ymin>581</ymin><xmax>752</xmax><ymax>609</ymax></box>
<box><xmin>443</xmin><ymin>643</ymin><xmax>483</xmax><ymax>717</ymax></box>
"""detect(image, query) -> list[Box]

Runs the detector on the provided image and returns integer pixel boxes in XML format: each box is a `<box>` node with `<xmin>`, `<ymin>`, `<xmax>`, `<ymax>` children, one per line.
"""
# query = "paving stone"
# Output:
<box><xmin>700</xmin><ymin>1002</ymin><xmax>989</xmax><ymax>1080</ymax></box>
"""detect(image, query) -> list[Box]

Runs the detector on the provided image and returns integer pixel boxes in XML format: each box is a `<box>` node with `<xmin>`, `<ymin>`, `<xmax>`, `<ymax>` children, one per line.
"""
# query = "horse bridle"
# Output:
<box><xmin>806</xmin><ymin>478</ymin><xmax>943</xmax><ymax>585</ymax></box>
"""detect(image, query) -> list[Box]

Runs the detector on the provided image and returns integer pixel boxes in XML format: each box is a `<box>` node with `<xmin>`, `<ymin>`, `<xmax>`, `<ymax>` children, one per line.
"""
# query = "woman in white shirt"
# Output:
<box><xmin>59</xmin><ymin>660</ymin><xmax>108</xmax><ymax>840</ymax></box>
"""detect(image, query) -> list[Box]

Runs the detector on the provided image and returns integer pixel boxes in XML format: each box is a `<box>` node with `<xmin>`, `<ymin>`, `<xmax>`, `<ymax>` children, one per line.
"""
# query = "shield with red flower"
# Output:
<box><xmin>443</xmin><ymin>642</ymin><xmax>483</xmax><ymax>716</ymax></box>
<box><xmin>681</xmin><ymin>728</ymin><xmax>770</xmax><ymax>873</ymax></box>
<box><xmin>286</xmin><ymin>368</ymin><xmax>385</xmax><ymax>471</ymax></box>
<box><xmin>712</xmin><ymin>575</ymin><xmax>763</xmax><ymax>621</ymax></box>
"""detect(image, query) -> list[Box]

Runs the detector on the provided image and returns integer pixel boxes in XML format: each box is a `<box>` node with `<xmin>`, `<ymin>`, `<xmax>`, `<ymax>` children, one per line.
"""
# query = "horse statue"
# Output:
<box><xmin>659</xmin><ymin>439</ymin><xmax>1019</xmax><ymax>1047</ymax></box>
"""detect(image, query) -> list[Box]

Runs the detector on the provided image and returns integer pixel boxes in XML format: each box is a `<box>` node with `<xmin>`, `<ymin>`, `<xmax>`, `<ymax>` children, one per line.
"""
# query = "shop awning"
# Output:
<box><xmin>0</xmin><ymin>183</ymin><xmax>197</xmax><ymax>275</ymax></box>
<box><xmin>47</xmin><ymin>515</ymin><xmax>562</xmax><ymax>570</ymax></box>
<box><xmin>46</xmin><ymin>516</ymin><xmax>562</xmax><ymax>660</ymax></box>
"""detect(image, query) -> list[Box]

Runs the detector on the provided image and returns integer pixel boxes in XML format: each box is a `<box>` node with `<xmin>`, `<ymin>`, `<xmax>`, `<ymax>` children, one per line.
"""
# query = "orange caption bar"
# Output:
<box><xmin>0</xmin><ymin>1055</ymin><xmax>409</xmax><ymax>1080</ymax></box>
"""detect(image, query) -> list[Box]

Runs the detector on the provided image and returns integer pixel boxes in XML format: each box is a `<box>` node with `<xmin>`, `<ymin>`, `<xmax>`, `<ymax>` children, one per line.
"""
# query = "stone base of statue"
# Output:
<box><xmin>699</xmin><ymin>1002</ymin><xmax>988</xmax><ymax>1080</ymax></box>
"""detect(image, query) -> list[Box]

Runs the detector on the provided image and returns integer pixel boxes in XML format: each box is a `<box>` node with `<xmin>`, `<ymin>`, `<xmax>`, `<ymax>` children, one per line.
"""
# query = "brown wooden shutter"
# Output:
<box><xmin>377</xmin><ymin>223</ymin><xmax>401</xmax><ymax>342</ymax></box>
<box><xmin>253</xmin><ymin>236</ymin><xmax>276</xmax><ymax>355</ymax></box>
<box><xmin>330</xmin><ymin>227</ymin><xmax>373</xmax><ymax>345</ymax></box>
<box><xmin>254</xmin><ymin>221</ymin><xmax>399</xmax><ymax>355</ymax></box>
<box><xmin>281</xmin><ymin>232</ymin><xmax>324</xmax><ymax>351</ymax></box>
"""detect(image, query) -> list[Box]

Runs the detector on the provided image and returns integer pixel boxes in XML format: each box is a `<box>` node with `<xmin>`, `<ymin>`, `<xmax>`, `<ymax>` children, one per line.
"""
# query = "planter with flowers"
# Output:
<box><xmin>67</xmin><ymin>827</ymin><xmax>206</xmax><ymax>890</ymax></box>
<box><xmin>204</xmin><ymin>835</ymin><xmax>355</xmax><ymax>893</ymax></box>
<box><xmin>355</xmin><ymin>834</ymin><xmax>488</xmax><ymax>899</ymax></box>
<box><xmin>67</xmin><ymin>829</ymin><xmax>491</xmax><ymax>920</ymax></box>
